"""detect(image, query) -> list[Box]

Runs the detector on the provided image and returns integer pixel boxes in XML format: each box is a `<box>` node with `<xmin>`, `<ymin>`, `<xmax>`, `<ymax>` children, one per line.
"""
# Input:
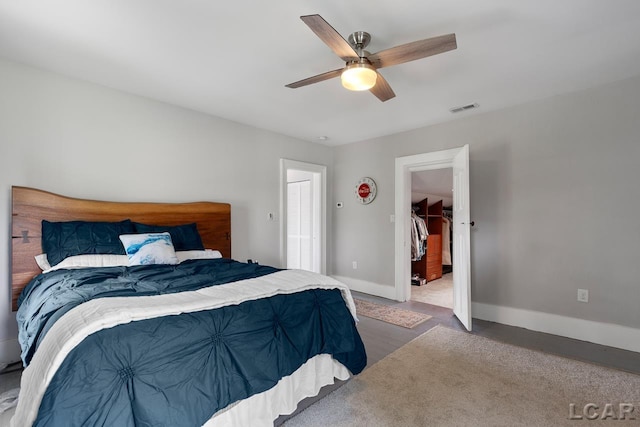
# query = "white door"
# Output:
<box><xmin>280</xmin><ymin>159</ymin><xmax>327</xmax><ymax>274</ymax></box>
<box><xmin>452</xmin><ymin>144</ymin><xmax>472</xmax><ymax>330</ymax></box>
<box><xmin>395</xmin><ymin>145</ymin><xmax>472</xmax><ymax>330</ymax></box>
<box><xmin>287</xmin><ymin>180</ymin><xmax>313</xmax><ymax>270</ymax></box>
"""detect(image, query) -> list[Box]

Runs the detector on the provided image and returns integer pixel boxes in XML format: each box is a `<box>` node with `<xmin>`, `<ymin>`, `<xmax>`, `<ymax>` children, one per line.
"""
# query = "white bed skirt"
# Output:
<box><xmin>206</xmin><ymin>354</ymin><xmax>350</xmax><ymax>426</ymax></box>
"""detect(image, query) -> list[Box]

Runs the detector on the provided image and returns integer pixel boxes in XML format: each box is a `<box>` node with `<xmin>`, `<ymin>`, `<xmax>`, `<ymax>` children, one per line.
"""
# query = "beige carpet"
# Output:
<box><xmin>411</xmin><ymin>272</ymin><xmax>453</xmax><ymax>308</ymax></box>
<box><xmin>354</xmin><ymin>299</ymin><xmax>431</xmax><ymax>329</ymax></box>
<box><xmin>283</xmin><ymin>325</ymin><xmax>640</xmax><ymax>426</ymax></box>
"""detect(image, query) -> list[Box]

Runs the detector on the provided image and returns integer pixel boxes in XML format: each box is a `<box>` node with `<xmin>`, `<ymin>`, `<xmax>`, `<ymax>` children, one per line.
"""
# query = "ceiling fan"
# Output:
<box><xmin>285</xmin><ymin>14</ymin><xmax>457</xmax><ymax>102</ymax></box>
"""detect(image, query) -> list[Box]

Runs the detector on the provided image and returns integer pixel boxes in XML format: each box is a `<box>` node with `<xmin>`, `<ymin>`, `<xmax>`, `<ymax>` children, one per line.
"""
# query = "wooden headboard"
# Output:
<box><xmin>11</xmin><ymin>186</ymin><xmax>231</xmax><ymax>311</ymax></box>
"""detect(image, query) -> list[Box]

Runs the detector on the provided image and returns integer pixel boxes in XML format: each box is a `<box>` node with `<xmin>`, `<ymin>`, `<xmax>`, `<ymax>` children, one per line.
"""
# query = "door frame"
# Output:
<box><xmin>394</xmin><ymin>146</ymin><xmax>470</xmax><ymax>327</ymax></box>
<box><xmin>279</xmin><ymin>159</ymin><xmax>327</xmax><ymax>274</ymax></box>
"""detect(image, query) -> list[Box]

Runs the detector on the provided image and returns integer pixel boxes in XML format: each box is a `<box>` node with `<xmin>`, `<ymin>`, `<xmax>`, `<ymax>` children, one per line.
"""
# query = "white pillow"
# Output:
<box><xmin>42</xmin><ymin>254</ymin><xmax>129</xmax><ymax>273</ymax></box>
<box><xmin>35</xmin><ymin>254</ymin><xmax>52</xmax><ymax>271</ymax></box>
<box><xmin>119</xmin><ymin>232</ymin><xmax>179</xmax><ymax>266</ymax></box>
<box><xmin>176</xmin><ymin>249</ymin><xmax>222</xmax><ymax>263</ymax></box>
<box><xmin>36</xmin><ymin>249</ymin><xmax>222</xmax><ymax>273</ymax></box>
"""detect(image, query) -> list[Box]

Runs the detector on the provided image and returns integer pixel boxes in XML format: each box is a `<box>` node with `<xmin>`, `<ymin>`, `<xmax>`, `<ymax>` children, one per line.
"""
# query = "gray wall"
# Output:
<box><xmin>2</xmin><ymin>56</ymin><xmax>640</xmax><ymax>356</ymax></box>
<box><xmin>332</xmin><ymin>73</ymin><xmax>640</xmax><ymax>329</ymax></box>
<box><xmin>0</xmin><ymin>59</ymin><xmax>333</xmax><ymax>346</ymax></box>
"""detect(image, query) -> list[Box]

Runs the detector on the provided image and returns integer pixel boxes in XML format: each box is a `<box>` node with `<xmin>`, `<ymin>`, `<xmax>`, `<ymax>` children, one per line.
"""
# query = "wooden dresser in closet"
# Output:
<box><xmin>411</xmin><ymin>198</ymin><xmax>443</xmax><ymax>282</ymax></box>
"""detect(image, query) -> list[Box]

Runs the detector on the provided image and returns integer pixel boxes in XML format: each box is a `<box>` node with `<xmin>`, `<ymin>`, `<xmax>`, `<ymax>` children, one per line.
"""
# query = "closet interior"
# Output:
<box><xmin>410</xmin><ymin>167</ymin><xmax>454</xmax><ymax>308</ymax></box>
<box><xmin>411</xmin><ymin>198</ymin><xmax>443</xmax><ymax>283</ymax></box>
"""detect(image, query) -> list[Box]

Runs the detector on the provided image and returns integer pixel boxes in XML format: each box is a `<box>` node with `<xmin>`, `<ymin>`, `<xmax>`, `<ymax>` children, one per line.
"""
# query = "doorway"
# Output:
<box><xmin>394</xmin><ymin>145</ymin><xmax>472</xmax><ymax>330</ymax></box>
<box><xmin>280</xmin><ymin>159</ymin><xmax>327</xmax><ymax>274</ymax></box>
<box><xmin>409</xmin><ymin>168</ymin><xmax>454</xmax><ymax>309</ymax></box>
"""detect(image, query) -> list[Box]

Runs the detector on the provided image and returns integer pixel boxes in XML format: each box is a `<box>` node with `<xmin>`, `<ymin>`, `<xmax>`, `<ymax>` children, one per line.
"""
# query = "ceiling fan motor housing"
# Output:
<box><xmin>348</xmin><ymin>31</ymin><xmax>371</xmax><ymax>57</ymax></box>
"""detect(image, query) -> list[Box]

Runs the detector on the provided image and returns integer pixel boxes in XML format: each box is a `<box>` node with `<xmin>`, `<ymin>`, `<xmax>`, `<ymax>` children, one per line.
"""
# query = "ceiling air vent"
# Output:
<box><xmin>449</xmin><ymin>103</ymin><xmax>479</xmax><ymax>114</ymax></box>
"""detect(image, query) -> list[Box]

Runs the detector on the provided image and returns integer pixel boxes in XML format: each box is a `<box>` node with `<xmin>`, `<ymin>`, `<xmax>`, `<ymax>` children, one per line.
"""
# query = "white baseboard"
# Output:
<box><xmin>332</xmin><ymin>275</ymin><xmax>397</xmax><ymax>300</ymax></box>
<box><xmin>472</xmin><ymin>302</ymin><xmax>640</xmax><ymax>354</ymax></box>
<box><xmin>0</xmin><ymin>337</ymin><xmax>21</xmax><ymax>365</ymax></box>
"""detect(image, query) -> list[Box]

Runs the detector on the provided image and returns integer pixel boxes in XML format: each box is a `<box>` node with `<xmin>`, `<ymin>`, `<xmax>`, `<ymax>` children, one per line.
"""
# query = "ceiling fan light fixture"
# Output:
<box><xmin>341</xmin><ymin>62</ymin><xmax>377</xmax><ymax>91</ymax></box>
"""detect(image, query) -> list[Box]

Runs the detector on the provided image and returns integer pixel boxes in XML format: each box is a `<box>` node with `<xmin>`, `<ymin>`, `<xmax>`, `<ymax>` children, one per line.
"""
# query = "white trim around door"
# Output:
<box><xmin>394</xmin><ymin>145</ymin><xmax>472</xmax><ymax>330</ymax></box>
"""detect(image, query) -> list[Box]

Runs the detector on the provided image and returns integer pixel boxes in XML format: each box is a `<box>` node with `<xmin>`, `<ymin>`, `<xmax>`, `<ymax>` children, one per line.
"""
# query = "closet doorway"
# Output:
<box><xmin>394</xmin><ymin>145</ymin><xmax>471</xmax><ymax>330</ymax></box>
<box><xmin>279</xmin><ymin>159</ymin><xmax>327</xmax><ymax>274</ymax></box>
<box><xmin>410</xmin><ymin>169</ymin><xmax>454</xmax><ymax>310</ymax></box>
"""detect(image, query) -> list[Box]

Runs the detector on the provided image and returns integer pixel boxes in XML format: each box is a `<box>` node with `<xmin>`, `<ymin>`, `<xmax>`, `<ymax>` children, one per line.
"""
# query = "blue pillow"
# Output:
<box><xmin>133</xmin><ymin>222</ymin><xmax>204</xmax><ymax>251</ymax></box>
<box><xmin>42</xmin><ymin>219</ymin><xmax>135</xmax><ymax>267</ymax></box>
<box><xmin>119</xmin><ymin>232</ymin><xmax>179</xmax><ymax>265</ymax></box>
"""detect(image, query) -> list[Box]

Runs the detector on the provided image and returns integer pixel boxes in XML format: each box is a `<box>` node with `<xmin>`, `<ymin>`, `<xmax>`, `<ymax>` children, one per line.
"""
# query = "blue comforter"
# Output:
<box><xmin>17</xmin><ymin>259</ymin><xmax>366</xmax><ymax>426</ymax></box>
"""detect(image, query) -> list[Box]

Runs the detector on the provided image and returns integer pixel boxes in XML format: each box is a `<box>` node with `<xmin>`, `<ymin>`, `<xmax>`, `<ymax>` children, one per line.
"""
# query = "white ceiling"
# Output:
<box><xmin>2</xmin><ymin>1</ymin><xmax>640</xmax><ymax>146</ymax></box>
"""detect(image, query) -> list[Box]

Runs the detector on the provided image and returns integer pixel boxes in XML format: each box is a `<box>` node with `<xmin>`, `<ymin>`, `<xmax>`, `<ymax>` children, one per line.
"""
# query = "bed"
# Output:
<box><xmin>9</xmin><ymin>186</ymin><xmax>366</xmax><ymax>426</ymax></box>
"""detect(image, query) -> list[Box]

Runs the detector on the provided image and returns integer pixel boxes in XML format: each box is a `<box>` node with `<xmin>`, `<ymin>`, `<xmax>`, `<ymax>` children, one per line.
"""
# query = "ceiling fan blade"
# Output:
<box><xmin>370</xmin><ymin>72</ymin><xmax>396</xmax><ymax>102</ymax></box>
<box><xmin>300</xmin><ymin>14</ymin><xmax>359</xmax><ymax>62</ymax></box>
<box><xmin>368</xmin><ymin>33</ymin><xmax>457</xmax><ymax>69</ymax></box>
<box><xmin>285</xmin><ymin>68</ymin><xmax>343</xmax><ymax>89</ymax></box>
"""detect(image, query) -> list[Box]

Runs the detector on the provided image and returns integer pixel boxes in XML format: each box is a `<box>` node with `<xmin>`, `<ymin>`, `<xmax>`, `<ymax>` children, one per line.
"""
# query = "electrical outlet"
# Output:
<box><xmin>352</xmin><ymin>261</ymin><xmax>357</xmax><ymax>269</ymax></box>
<box><xmin>577</xmin><ymin>289</ymin><xmax>589</xmax><ymax>303</ymax></box>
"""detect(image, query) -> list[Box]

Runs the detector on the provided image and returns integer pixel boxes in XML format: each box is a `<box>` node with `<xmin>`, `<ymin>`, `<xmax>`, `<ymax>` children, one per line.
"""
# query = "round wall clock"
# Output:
<box><xmin>355</xmin><ymin>177</ymin><xmax>377</xmax><ymax>204</ymax></box>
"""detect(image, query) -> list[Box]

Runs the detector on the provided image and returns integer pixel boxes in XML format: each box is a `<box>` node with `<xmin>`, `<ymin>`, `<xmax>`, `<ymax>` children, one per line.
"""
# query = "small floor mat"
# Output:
<box><xmin>354</xmin><ymin>299</ymin><xmax>431</xmax><ymax>328</ymax></box>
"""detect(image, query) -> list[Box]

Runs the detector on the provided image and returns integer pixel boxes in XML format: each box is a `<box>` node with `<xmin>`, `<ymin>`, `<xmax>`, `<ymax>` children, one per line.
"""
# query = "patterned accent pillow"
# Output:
<box><xmin>119</xmin><ymin>232</ymin><xmax>179</xmax><ymax>266</ymax></box>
